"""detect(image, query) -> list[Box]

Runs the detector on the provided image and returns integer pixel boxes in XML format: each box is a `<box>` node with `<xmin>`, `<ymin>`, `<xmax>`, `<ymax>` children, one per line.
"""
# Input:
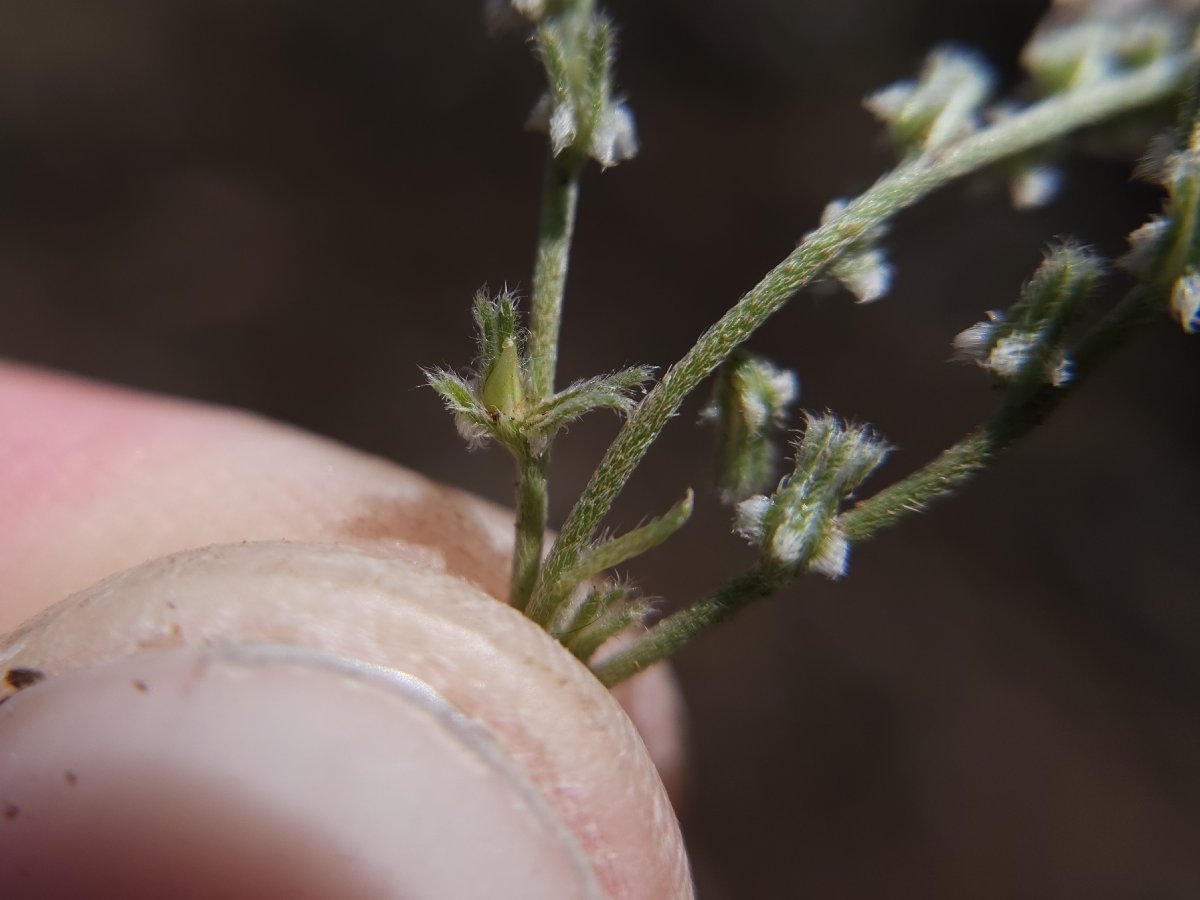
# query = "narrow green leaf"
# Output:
<box><xmin>524</xmin><ymin>365</ymin><xmax>653</xmax><ymax>441</ymax></box>
<box><xmin>426</xmin><ymin>369</ymin><xmax>492</xmax><ymax>447</ymax></box>
<box><xmin>426</xmin><ymin>369</ymin><xmax>476</xmax><ymax>411</ymax></box>
<box><xmin>566</xmin><ymin>489</ymin><xmax>693</xmax><ymax>584</ymax></box>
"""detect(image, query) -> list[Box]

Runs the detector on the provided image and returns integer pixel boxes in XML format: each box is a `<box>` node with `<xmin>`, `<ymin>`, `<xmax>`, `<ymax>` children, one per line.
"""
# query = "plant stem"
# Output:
<box><xmin>526</xmin><ymin>49</ymin><xmax>1196</xmax><ymax>625</ymax></box>
<box><xmin>509</xmin><ymin>152</ymin><xmax>583</xmax><ymax>609</ymax></box>
<box><xmin>591</xmin><ymin>565</ymin><xmax>779</xmax><ymax>685</ymax></box>
<box><xmin>511</xmin><ymin>448</ymin><xmax>551</xmax><ymax>609</ymax></box>
<box><xmin>528</xmin><ymin>154</ymin><xmax>583</xmax><ymax>398</ymax></box>
<box><xmin>841</xmin><ymin>281</ymin><xmax>1163</xmax><ymax>542</ymax></box>
<box><xmin>595</xmin><ymin>280</ymin><xmax>1165</xmax><ymax>685</ymax></box>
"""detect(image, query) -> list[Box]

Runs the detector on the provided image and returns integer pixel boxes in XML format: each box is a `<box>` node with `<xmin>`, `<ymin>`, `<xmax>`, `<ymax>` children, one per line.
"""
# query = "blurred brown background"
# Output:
<box><xmin>1</xmin><ymin>0</ymin><xmax>1198</xmax><ymax>896</ymax></box>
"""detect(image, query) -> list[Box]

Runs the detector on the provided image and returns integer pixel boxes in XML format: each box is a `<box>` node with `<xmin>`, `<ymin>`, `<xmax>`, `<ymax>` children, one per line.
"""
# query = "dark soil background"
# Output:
<box><xmin>2</xmin><ymin>1</ymin><xmax>1198</xmax><ymax>896</ymax></box>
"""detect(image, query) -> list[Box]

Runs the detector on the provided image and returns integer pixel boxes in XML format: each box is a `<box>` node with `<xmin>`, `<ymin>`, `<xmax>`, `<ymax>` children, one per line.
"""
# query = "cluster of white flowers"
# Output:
<box><xmin>528</xmin><ymin>93</ymin><xmax>638</xmax><ymax>169</ymax></box>
<box><xmin>1122</xmin><ymin>149</ymin><xmax>1200</xmax><ymax>333</ymax></box>
<box><xmin>954</xmin><ymin>245</ymin><xmax>1102</xmax><ymax>386</ymax></box>
<box><xmin>1023</xmin><ymin>2</ymin><xmax>1187</xmax><ymax>91</ymax></box>
<box><xmin>865</xmin><ymin>46</ymin><xmax>994</xmax><ymax>154</ymax></box>
<box><xmin>953</xmin><ymin>311</ymin><xmax>1074</xmax><ymax>387</ymax></box>
<box><xmin>735</xmin><ymin>415</ymin><xmax>889</xmax><ymax>580</ymax></box>
<box><xmin>493</xmin><ymin>2</ymin><xmax>640</xmax><ymax>170</ymax></box>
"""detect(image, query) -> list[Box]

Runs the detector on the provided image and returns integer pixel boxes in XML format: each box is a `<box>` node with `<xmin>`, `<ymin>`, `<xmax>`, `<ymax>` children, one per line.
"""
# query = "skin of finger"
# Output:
<box><xmin>0</xmin><ymin>644</ymin><xmax>605</xmax><ymax>900</ymax></box>
<box><xmin>0</xmin><ymin>359</ymin><xmax>518</xmax><ymax>624</ymax></box>
<box><xmin>0</xmin><ymin>359</ymin><xmax>687</xmax><ymax>795</ymax></box>
<box><xmin>0</xmin><ymin>541</ymin><xmax>693</xmax><ymax>899</ymax></box>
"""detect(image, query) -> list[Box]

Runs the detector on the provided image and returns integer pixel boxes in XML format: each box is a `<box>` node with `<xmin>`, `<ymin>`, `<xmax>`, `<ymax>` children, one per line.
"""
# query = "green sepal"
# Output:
<box><xmin>481</xmin><ymin>337</ymin><xmax>526</xmax><ymax>417</ymax></box>
<box><xmin>426</xmin><ymin>369</ymin><xmax>492</xmax><ymax>447</ymax></box>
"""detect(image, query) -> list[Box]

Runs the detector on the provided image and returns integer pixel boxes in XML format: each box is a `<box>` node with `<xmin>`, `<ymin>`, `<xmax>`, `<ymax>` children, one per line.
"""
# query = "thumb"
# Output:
<box><xmin>1</xmin><ymin>644</ymin><xmax>604</xmax><ymax>899</ymax></box>
<box><xmin>0</xmin><ymin>358</ymin><xmax>686</xmax><ymax>794</ymax></box>
<box><xmin>0</xmin><ymin>542</ymin><xmax>692</xmax><ymax>899</ymax></box>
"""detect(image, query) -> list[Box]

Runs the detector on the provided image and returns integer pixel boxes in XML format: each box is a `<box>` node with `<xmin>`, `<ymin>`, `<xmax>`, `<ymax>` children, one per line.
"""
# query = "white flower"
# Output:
<box><xmin>528</xmin><ymin>96</ymin><xmax>639</xmax><ymax>168</ymax></box>
<box><xmin>1011</xmin><ymin>165</ymin><xmax>1063</xmax><ymax>210</ymax></box>
<box><xmin>1170</xmin><ymin>268</ymin><xmax>1200</xmax><ymax>333</ymax></box>
<box><xmin>813</xmin><ymin>199</ymin><xmax>894</xmax><ymax>303</ymax></box>
<box><xmin>589</xmin><ymin>102</ymin><xmax>638</xmax><ymax>169</ymax></box>
<box><xmin>952</xmin><ymin>311</ymin><xmax>1003</xmax><ymax>362</ymax></box>
<box><xmin>510</xmin><ymin>0</ymin><xmax>545</xmax><ymax>17</ymax></box>
<box><xmin>865</xmin><ymin>46</ymin><xmax>994</xmax><ymax>152</ymax></box>
<box><xmin>807</xmin><ymin>530</ymin><xmax>849</xmax><ymax>580</ymax></box>
<box><xmin>828</xmin><ymin>247</ymin><xmax>893</xmax><ymax>304</ymax></box>
<box><xmin>988</xmin><ymin>332</ymin><xmax>1039</xmax><ymax>379</ymax></box>
<box><xmin>549</xmin><ymin>102</ymin><xmax>578</xmax><ymax>156</ymax></box>
<box><xmin>735</xmin><ymin>415</ymin><xmax>889</xmax><ymax>579</ymax></box>
<box><xmin>734</xmin><ymin>495</ymin><xmax>772</xmax><ymax>543</ymax></box>
<box><xmin>483</xmin><ymin>0</ymin><xmax>545</xmax><ymax>32</ymax></box>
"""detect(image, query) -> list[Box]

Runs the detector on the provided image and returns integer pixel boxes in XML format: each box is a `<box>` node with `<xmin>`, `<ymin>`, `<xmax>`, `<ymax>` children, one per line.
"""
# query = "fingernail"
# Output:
<box><xmin>0</xmin><ymin>644</ymin><xmax>602</xmax><ymax>899</ymax></box>
<box><xmin>1</xmin><ymin>542</ymin><xmax>693</xmax><ymax>898</ymax></box>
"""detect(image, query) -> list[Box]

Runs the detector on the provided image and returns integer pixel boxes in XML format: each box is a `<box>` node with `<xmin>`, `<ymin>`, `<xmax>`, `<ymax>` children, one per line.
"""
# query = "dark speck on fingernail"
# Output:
<box><xmin>4</xmin><ymin>668</ymin><xmax>46</xmax><ymax>690</ymax></box>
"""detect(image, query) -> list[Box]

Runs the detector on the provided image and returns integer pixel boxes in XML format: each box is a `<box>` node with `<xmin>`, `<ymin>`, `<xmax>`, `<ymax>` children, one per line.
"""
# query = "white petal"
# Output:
<box><xmin>589</xmin><ymin>103</ymin><xmax>638</xmax><ymax>168</ymax></box>
<box><xmin>808</xmin><ymin>531</ymin><xmax>849</xmax><ymax>580</ymax></box>
<box><xmin>549</xmin><ymin>103</ymin><xmax>577</xmax><ymax>155</ymax></box>
<box><xmin>1170</xmin><ymin>270</ymin><xmax>1200</xmax><ymax>334</ymax></box>
<box><xmin>1011</xmin><ymin>165</ymin><xmax>1063</xmax><ymax>210</ymax></box>
<box><xmin>734</xmin><ymin>495</ymin><xmax>771</xmax><ymax>543</ymax></box>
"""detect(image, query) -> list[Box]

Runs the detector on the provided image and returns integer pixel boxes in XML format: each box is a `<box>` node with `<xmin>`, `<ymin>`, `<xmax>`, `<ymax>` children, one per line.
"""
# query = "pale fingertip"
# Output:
<box><xmin>0</xmin><ymin>644</ymin><xmax>602</xmax><ymax>899</ymax></box>
<box><xmin>0</xmin><ymin>542</ymin><xmax>694</xmax><ymax>899</ymax></box>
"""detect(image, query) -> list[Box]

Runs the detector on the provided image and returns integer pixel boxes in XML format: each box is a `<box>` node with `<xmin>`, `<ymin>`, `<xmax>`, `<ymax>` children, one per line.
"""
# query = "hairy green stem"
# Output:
<box><xmin>509</xmin><ymin>153</ymin><xmax>583</xmax><ymax>609</ymax></box>
<box><xmin>591</xmin><ymin>566</ymin><xmax>779</xmax><ymax>686</ymax></box>
<box><xmin>509</xmin><ymin>0</ymin><xmax>605</xmax><ymax>608</ymax></box>
<box><xmin>511</xmin><ymin>448</ymin><xmax>551</xmax><ymax>610</ymax></box>
<box><xmin>528</xmin><ymin>154</ymin><xmax>583</xmax><ymax>397</ymax></box>
<box><xmin>841</xmin><ymin>281</ymin><xmax>1163</xmax><ymax>542</ymax></box>
<box><xmin>526</xmin><ymin>49</ymin><xmax>1196</xmax><ymax>625</ymax></box>
<box><xmin>597</xmin><ymin>281</ymin><xmax>1166</xmax><ymax>685</ymax></box>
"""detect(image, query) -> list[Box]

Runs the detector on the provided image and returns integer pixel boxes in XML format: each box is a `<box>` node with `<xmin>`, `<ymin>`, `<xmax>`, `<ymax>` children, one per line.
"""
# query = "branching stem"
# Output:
<box><xmin>596</xmin><ymin>280</ymin><xmax>1167</xmax><ymax>685</ymax></box>
<box><xmin>841</xmin><ymin>281</ymin><xmax>1163</xmax><ymax>541</ymax></box>
<box><xmin>592</xmin><ymin>566</ymin><xmax>779</xmax><ymax>686</ymax></box>
<box><xmin>527</xmin><ymin>49</ymin><xmax>1196</xmax><ymax>625</ymax></box>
